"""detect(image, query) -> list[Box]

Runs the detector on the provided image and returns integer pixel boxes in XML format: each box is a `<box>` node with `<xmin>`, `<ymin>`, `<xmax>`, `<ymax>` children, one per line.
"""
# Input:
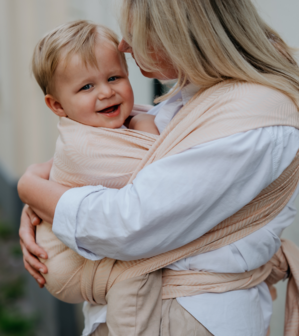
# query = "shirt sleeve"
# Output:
<box><xmin>53</xmin><ymin>127</ymin><xmax>276</xmax><ymax>261</ymax></box>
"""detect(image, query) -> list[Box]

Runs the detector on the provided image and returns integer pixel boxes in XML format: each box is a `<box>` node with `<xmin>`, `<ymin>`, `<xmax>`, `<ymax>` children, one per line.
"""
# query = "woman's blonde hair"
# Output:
<box><xmin>32</xmin><ymin>20</ymin><xmax>127</xmax><ymax>95</ymax></box>
<box><xmin>120</xmin><ymin>0</ymin><xmax>299</xmax><ymax>107</ymax></box>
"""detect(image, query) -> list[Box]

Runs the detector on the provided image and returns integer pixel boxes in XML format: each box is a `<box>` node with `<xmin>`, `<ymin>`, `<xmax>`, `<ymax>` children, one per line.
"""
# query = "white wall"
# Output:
<box><xmin>0</xmin><ymin>0</ymin><xmax>70</xmax><ymax>178</ymax></box>
<box><xmin>254</xmin><ymin>0</ymin><xmax>299</xmax><ymax>49</ymax></box>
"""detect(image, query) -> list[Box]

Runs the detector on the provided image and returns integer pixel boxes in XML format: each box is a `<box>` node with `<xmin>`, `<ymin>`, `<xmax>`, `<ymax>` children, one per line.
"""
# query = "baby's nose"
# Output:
<box><xmin>97</xmin><ymin>85</ymin><xmax>115</xmax><ymax>100</ymax></box>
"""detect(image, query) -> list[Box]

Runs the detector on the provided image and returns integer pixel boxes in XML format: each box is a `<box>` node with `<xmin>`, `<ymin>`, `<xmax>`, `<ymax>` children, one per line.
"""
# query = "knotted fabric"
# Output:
<box><xmin>36</xmin><ymin>81</ymin><xmax>299</xmax><ymax>335</ymax></box>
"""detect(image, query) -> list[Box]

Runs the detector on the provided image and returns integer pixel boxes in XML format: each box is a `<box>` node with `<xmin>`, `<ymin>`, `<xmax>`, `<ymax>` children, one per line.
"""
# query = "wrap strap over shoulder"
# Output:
<box><xmin>44</xmin><ymin>81</ymin><xmax>299</xmax><ymax>335</ymax></box>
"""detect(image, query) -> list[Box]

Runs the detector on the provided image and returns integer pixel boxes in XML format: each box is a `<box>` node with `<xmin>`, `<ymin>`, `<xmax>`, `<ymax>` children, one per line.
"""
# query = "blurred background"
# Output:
<box><xmin>0</xmin><ymin>0</ymin><xmax>298</xmax><ymax>335</ymax></box>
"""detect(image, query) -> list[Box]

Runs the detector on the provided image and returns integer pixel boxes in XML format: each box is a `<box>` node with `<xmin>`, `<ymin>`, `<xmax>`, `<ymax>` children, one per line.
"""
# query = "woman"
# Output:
<box><xmin>18</xmin><ymin>0</ymin><xmax>299</xmax><ymax>335</ymax></box>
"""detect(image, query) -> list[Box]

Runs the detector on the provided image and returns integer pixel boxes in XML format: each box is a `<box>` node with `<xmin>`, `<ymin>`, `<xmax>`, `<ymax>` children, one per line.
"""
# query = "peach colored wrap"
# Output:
<box><xmin>37</xmin><ymin>81</ymin><xmax>299</xmax><ymax>335</ymax></box>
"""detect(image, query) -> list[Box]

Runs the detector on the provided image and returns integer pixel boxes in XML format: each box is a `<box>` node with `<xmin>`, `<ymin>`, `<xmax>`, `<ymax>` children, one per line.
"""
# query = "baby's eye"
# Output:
<box><xmin>80</xmin><ymin>84</ymin><xmax>93</xmax><ymax>91</ymax></box>
<box><xmin>108</xmin><ymin>76</ymin><xmax>118</xmax><ymax>82</ymax></box>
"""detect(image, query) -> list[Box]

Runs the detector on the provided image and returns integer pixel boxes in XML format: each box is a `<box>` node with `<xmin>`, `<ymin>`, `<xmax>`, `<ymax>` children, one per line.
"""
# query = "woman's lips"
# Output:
<box><xmin>97</xmin><ymin>104</ymin><xmax>120</xmax><ymax>117</ymax></box>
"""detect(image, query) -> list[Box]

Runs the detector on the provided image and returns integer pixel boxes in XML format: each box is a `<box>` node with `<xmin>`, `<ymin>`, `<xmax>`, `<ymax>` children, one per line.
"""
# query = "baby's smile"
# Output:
<box><xmin>97</xmin><ymin>104</ymin><xmax>121</xmax><ymax>118</ymax></box>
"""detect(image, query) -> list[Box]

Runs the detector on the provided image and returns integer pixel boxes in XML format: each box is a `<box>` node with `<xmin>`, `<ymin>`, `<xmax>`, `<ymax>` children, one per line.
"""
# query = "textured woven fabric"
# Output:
<box><xmin>36</xmin><ymin>81</ymin><xmax>299</xmax><ymax>335</ymax></box>
<box><xmin>91</xmin><ymin>299</ymin><xmax>213</xmax><ymax>336</ymax></box>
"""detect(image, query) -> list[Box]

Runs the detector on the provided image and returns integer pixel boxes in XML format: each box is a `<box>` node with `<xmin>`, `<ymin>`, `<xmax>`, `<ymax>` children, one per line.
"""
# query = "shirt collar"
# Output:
<box><xmin>153</xmin><ymin>83</ymin><xmax>201</xmax><ymax>134</ymax></box>
<box><xmin>181</xmin><ymin>83</ymin><xmax>201</xmax><ymax>105</ymax></box>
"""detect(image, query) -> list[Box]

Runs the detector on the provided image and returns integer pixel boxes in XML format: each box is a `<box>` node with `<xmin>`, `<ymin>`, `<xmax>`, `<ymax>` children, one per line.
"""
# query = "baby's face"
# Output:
<box><xmin>52</xmin><ymin>39</ymin><xmax>134</xmax><ymax>128</ymax></box>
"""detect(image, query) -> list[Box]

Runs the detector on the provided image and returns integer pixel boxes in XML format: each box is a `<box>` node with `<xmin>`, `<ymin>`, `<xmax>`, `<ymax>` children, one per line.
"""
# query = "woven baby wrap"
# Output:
<box><xmin>36</xmin><ymin>81</ymin><xmax>299</xmax><ymax>335</ymax></box>
<box><xmin>36</xmin><ymin>105</ymin><xmax>159</xmax><ymax>303</ymax></box>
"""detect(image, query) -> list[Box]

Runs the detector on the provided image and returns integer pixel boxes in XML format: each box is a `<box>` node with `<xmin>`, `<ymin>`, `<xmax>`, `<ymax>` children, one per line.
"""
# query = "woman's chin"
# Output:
<box><xmin>139</xmin><ymin>67</ymin><xmax>178</xmax><ymax>81</ymax></box>
<box><xmin>139</xmin><ymin>68</ymin><xmax>157</xmax><ymax>79</ymax></box>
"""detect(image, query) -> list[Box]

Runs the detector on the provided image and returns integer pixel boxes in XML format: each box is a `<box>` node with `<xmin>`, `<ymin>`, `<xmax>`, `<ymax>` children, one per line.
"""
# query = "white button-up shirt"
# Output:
<box><xmin>53</xmin><ymin>84</ymin><xmax>299</xmax><ymax>336</ymax></box>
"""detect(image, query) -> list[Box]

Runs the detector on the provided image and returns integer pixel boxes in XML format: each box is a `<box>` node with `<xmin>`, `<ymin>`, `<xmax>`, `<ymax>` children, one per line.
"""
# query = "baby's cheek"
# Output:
<box><xmin>124</xmin><ymin>87</ymin><xmax>134</xmax><ymax>110</ymax></box>
<box><xmin>123</xmin><ymin>81</ymin><xmax>134</xmax><ymax>101</ymax></box>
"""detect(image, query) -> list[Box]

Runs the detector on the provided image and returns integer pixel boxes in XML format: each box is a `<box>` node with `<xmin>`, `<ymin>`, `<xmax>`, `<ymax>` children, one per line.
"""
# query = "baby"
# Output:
<box><xmin>32</xmin><ymin>20</ymin><xmax>161</xmax><ymax>336</ymax></box>
<box><xmin>33</xmin><ymin>21</ymin><xmax>159</xmax><ymax>136</ymax></box>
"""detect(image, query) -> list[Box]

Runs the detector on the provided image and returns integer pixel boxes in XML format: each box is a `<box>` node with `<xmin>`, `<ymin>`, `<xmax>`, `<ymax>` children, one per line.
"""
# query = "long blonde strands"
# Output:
<box><xmin>120</xmin><ymin>0</ymin><xmax>299</xmax><ymax>107</ymax></box>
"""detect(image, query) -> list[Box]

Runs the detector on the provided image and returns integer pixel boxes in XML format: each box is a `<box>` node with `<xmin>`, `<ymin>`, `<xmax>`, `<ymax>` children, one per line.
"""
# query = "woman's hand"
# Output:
<box><xmin>18</xmin><ymin>159</ymin><xmax>70</xmax><ymax>286</ymax></box>
<box><xmin>19</xmin><ymin>205</ymin><xmax>48</xmax><ymax>288</ymax></box>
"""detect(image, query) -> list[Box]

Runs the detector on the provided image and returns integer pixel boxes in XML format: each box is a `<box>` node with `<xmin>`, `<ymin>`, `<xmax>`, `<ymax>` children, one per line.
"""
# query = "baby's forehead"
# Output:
<box><xmin>54</xmin><ymin>40</ymin><xmax>125</xmax><ymax>85</ymax></box>
<box><xmin>60</xmin><ymin>35</ymin><xmax>120</xmax><ymax>70</ymax></box>
<box><xmin>94</xmin><ymin>36</ymin><xmax>121</xmax><ymax>56</ymax></box>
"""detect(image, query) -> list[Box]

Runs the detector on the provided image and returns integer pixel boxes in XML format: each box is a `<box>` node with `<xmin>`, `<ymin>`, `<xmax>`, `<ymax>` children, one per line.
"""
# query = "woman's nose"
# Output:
<box><xmin>118</xmin><ymin>38</ymin><xmax>133</xmax><ymax>53</ymax></box>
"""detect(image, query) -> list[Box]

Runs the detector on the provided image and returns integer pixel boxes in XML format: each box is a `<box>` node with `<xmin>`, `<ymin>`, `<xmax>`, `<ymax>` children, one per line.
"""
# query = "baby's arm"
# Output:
<box><xmin>129</xmin><ymin>114</ymin><xmax>159</xmax><ymax>135</ymax></box>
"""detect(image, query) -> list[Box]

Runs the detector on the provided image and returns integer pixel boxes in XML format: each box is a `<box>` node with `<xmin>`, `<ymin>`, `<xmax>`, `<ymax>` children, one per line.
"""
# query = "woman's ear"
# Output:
<box><xmin>45</xmin><ymin>94</ymin><xmax>67</xmax><ymax>117</ymax></box>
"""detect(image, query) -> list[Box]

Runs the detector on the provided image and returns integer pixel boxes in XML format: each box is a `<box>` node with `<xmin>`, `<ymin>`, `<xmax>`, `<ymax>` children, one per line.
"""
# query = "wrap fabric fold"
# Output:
<box><xmin>161</xmin><ymin>239</ymin><xmax>299</xmax><ymax>336</ymax></box>
<box><xmin>160</xmin><ymin>239</ymin><xmax>297</xmax><ymax>300</ymax></box>
<box><xmin>36</xmin><ymin>81</ymin><xmax>299</xmax><ymax>335</ymax></box>
<box><xmin>267</xmin><ymin>239</ymin><xmax>299</xmax><ymax>335</ymax></box>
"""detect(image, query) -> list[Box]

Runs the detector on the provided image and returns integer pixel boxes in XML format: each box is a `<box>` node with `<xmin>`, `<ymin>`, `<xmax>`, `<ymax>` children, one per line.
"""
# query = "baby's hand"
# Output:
<box><xmin>129</xmin><ymin>114</ymin><xmax>159</xmax><ymax>135</ymax></box>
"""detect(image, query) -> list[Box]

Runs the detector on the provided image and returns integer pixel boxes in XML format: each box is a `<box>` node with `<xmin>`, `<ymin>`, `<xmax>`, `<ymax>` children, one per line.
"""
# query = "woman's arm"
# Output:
<box><xmin>52</xmin><ymin>127</ymin><xmax>283</xmax><ymax>261</ymax></box>
<box><xmin>18</xmin><ymin>160</ymin><xmax>69</xmax><ymax>223</ymax></box>
<box><xmin>129</xmin><ymin>114</ymin><xmax>159</xmax><ymax>135</ymax></box>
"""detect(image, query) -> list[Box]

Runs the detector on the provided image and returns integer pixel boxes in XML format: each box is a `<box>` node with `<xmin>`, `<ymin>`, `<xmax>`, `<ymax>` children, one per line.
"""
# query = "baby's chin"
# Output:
<box><xmin>92</xmin><ymin>115</ymin><xmax>130</xmax><ymax>129</ymax></box>
<box><xmin>67</xmin><ymin>117</ymin><xmax>124</xmax><ymax>129</ymax></box>
<box><xmin>69</xmin><ymin>109</ymin><xmax>131</xmax><ymax>128</ymax></box>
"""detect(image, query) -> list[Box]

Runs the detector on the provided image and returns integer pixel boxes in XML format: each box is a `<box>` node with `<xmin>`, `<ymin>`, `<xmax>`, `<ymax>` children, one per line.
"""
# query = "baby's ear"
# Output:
<box><xmin>45</xmin><ymin>94</ymin><xmax>67</xmax><ymax>117</ymax></box>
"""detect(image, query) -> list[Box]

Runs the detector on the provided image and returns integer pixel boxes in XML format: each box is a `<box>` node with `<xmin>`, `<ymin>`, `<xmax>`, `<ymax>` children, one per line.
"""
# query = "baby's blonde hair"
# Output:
<box><xmin>32</xmin><ymin>20</ymin><xmax>128</xmax><ymax>95</ymax></box>
<box><xmin>120</xmin><ymin>0</ymin><xmax>299</xmax><ymax>107</ymax></box>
